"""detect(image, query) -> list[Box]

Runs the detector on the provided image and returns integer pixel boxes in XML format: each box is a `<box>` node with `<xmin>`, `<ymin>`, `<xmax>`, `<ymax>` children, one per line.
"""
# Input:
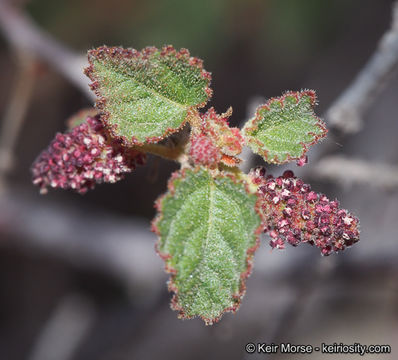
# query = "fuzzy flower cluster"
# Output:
<box><xmin>189</xmin><ymin>133</ymin><xmax>221</xmax><ymax>166</ymax></box>
<box><xmin>32</xmin><ymin>116</ymin><xmax>145</xmax><ymax>194</ymax></box>
<box><xmin>250</xmin><ymin>167</ymin><xmax>360</xmax><ymax>256</ymax></box>
<box><xmin>189</xmin><ymin>107</ymin><xmax>243</xmax><ymax>167</ymax></box>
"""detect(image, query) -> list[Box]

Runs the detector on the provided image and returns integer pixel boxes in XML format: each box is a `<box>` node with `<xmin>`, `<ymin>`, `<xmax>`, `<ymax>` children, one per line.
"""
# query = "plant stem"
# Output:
<box><xmin>135</xmin><ymin>143</ymin><xmax>185</xmax><ymax>161</ymax></box>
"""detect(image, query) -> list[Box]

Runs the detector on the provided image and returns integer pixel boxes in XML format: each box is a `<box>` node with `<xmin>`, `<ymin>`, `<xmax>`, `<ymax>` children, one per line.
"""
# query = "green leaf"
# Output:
<box><xmin>242</xmin><ymin>90</ymin><xmax>327</xmax><ymax>164</ymax></box>
<box><xmin>152</xmin><ymin>167</ymin><xmax>261</xmax><ymax>324</ymax></box>
<box><xmin>85</xmin><ymin>46</ymin><xmax>212</xmax><ymax>145</ymax></box>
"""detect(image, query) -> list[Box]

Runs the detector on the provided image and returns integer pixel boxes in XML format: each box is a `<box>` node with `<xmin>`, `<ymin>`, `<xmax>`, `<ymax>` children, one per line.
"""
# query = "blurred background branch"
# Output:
<box><xmin>0</xmin><ymin>1</ymin><xmax>397</xmax><ymax>359</ymax></box>
<box><xmin>28</xmin><ymin>295</ymin><xmax>95</xmax><ymax>360</ymax></box>
<box><xmin>0</xmin><ymin>0</ymin><xmax>92</xmax><ymax>98</ymax></box>
<box><xmin>0</xmin><ymin>51</ymin><xmax>36</xmax><ymax>185</ymax></box>
<box><xmin>0</xmin><ymin>186</ymin><xmax>163</xmax><ymax>295</ymax></box>
<box><xmin>310</xmin><ymin>155</ymin><xmax>398</xmax><ymax>190</ymax></box>
<box><xmin>326</xmin><ymin>1</ymin><xmax>398</xmax><ymax>134</ymax></box>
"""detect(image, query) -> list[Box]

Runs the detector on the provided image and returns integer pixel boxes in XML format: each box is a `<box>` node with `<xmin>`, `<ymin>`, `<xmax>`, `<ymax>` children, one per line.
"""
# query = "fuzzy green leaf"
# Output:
<box><xmin>152</xmin><ymin>167</ymin><xmax>261</xmax><ymax>324</ymax></box>
<box><xmin>242</xmin><ymin>90</ymin><xmax>327</xmax><ymax>164</ymax></box>
<box><xmin>85</xmin><ymin>46</ymin><xmax>212</xmax><ymax>145</ymax></box>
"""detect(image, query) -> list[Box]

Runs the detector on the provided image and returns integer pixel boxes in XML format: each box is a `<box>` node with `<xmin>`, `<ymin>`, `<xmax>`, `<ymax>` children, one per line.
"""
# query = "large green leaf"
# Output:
<box><xmin>242</xmin><ymin>90</ymin><xmax>327</xmax><ymax>164</ymax></box>
<box><xmin>85</xmin><ymin>46</ymin><xmax>212</xmax><ymax>145</ymax></box>
<box><xmin>152</xmin><ymin>167</ymin><xmax>261</xmax><ymax>324</ymax></box>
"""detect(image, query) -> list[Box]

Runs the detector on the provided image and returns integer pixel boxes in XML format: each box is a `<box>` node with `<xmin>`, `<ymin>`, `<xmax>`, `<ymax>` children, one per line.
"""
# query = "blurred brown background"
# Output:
<box><xmin>0</xmin><ymin>0</ymin><xmax>397</xmax><ymax>359</ymax></box>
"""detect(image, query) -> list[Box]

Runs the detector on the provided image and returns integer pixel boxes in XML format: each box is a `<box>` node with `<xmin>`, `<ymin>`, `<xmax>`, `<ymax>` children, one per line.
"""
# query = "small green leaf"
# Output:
<box><xmin>85</xmin><ymin>46</ymin><xmax>212</xmax><ymax>145</ymax></box>
<box><xmin>242</xmin><ymin>90</ymin><xmax>327</xmax><ymax>164</ymax></box>
<box><xmin>152</xmin><ymin>167</ymin><xmax>261</xmax><ymax>324</ymax></box>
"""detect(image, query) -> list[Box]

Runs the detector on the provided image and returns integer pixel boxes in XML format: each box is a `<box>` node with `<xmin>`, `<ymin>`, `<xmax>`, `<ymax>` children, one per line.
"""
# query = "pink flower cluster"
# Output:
<box><xmin>188</xmin><ymin>107</ymin><xmax>243</xmax><ymax>167</ymax></box>
<box><xmin>250</xmin><ymin>167</ymin><xmax>360</xmax><ymax>256</ymax></box>
<box><xmin>189</xmin><ymin>133</ymin><xmax>221</xmax><ymax>166</ymax></box>
<box><xmin>32</xmin><ymin>116</ymin><xmax>145</xmax><ymax>194</ymax></box>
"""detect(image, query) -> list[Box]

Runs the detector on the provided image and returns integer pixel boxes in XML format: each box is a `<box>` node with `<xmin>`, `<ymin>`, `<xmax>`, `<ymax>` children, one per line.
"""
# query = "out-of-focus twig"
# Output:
<box><xmin>28</xmin><ymin>295</ymin><xmax>95</xmax><ymax>360</ymax></box>
<box><xmin>311</xmin><ymin>155</ymin><xmax>398</xmax><ymax>190</ymax></box>
<box><xmin>0</xmin><ymin>51</ymin><xmax>37</xmax><ymax>187</ymax></box>
<box><xmin>0</xmin><ymin>187</ymin><xmax>165</xmax><ymax>297</ymax></box>
<box><xmin>255</xmin><ymin>257</ymin><xmax>336</xmax><ymax>360</ymax></box>
<box><xmin>326</xmin><ymin>1</ymin><xmax>398</xmax><ymax>134</ymax></box>
<box><xmin>0</xmin><ymin>0</ymin><xmax>92</xmax><ymax>98</ymax></box>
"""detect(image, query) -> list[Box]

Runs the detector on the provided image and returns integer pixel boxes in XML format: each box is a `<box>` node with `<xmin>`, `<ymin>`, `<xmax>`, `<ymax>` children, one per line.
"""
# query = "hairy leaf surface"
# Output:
<box><xmin>85</xmin><ymin>46</ymin><xmax>212</xmax><ymax>144</ymax></box>
<box><xmin>243</xmin><ymin>90</ymin><xmax>327</xmax><ymax>164</ymax></box>
<box><xmin>152</xmin><ymin>167</ymin><xmax>261</xmax><ymax>324</ymax></box>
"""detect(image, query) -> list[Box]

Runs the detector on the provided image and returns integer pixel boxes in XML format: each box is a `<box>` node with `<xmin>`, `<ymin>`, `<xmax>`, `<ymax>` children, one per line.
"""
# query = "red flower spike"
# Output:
<box><xmin>249</xmin><ymin>168</ymin><xmax>360</xmax><ymax>256</ymax></box>
<box><xmin>32</xmin><ymin>116</ymin><xmax>145</xmax><ymax>194</ymax></box>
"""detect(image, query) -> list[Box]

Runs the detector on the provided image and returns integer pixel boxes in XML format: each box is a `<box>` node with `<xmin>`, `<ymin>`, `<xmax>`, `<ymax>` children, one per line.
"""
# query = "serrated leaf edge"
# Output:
<box><xmin>85</xmin><ymin>45</ymin><xmax>213</xmax><ymax>146</ymax></box>
<box><xmin>151</xmin><ymin>166</ymin><xmax>263</xmax><ymax>325</ymax></box>
<box><xmin>243</xmin><ymin>90</ymin><xmax>328</xmax><ymax>164</ymax></box>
